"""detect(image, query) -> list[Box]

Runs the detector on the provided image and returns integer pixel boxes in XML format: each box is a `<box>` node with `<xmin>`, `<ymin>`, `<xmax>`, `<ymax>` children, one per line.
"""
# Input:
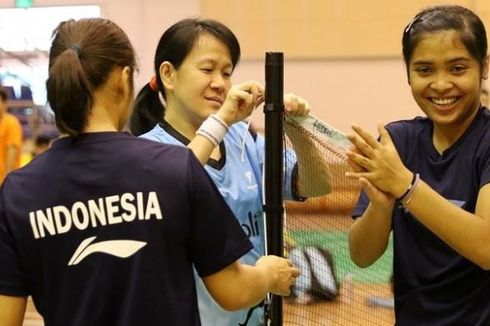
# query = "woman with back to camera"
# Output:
<box><xmin>130</xmin><ymin>18</ymin><xmax>331</xmax><ymax>325</ymax></box>
<box><xmin>348</xmin><ymin>5</ymin><xmax>490</xmax><ymax>325</ymax></box>
<box><xmin>0</xmin><ymin>18</ymin><xmax>299</xmax><ymax>326</ymax></box>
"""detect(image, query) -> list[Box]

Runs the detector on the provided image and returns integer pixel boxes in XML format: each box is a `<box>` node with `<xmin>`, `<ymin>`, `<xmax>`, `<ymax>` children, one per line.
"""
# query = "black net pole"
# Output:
<box><xmin>264</xmin><ymin>52</ymin><xmax>284</xmax><ymax>326</ymax></box>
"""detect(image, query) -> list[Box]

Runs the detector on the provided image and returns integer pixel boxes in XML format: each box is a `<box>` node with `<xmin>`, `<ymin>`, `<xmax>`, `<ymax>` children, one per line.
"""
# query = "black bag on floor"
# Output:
<box><xmin>289</xmin><ymin>246</ymin><xmax>340</xmax><ymax>302</ymax></box>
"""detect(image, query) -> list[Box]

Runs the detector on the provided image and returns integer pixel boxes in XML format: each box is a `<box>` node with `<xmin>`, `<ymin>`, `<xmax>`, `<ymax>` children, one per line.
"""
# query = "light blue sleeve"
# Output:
<box><xmin>138</xmin><ymin>124</ymin><xmax>161</xmax><ymax>142</ymax></box>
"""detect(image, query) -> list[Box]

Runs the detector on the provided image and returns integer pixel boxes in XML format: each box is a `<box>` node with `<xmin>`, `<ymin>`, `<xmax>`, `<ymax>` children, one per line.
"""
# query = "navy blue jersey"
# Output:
<box><xmin>0</xmin><ymin>132</ymin><xmax>252</xmax><ymax>326</ymax></box>
<box><xmin>353</xmin><ymin>107</ymin><xmax>490</xmax><ymax>325</ymax></box>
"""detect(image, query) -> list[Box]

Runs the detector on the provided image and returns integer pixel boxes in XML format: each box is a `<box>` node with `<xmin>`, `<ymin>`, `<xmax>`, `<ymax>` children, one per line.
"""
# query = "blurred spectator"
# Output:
<box><xmin>32</xmin><ymin>134</ymin><xmax>52</xmax><ymax>157</ymax></box>
<box><xmin>20</xmin><ymin>134</ymin><xmax>54</xmax><ymax>167</ymax></box>
<box><xmin>0</xmin><ymin>87</ymin><xmax>23</xmax><ymax>184</ymax></box>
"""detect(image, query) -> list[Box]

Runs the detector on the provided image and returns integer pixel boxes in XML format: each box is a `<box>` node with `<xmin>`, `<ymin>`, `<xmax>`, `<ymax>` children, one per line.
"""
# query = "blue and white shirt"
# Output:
<box><xmin>141</xmin><ymin>121</ymin><xmax>297</xmax><ymax>326</ymax></box>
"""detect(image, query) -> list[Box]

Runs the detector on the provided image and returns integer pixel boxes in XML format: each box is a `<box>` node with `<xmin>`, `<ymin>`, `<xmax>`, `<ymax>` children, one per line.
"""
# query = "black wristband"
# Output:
<box><xmin>397</xmin><ymin>173</ymin><xmax>416</xmax><ymax>201</ymax></box>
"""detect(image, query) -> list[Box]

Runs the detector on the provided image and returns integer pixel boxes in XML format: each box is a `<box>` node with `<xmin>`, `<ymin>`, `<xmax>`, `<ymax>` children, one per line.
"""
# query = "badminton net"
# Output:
<box><xmin>281</xmin><ymin>114</ymin><xmax>394</xmax><ymax>326</ymax></box>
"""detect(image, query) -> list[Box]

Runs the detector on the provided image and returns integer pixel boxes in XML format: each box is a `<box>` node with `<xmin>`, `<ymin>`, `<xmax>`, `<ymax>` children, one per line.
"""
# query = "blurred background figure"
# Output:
<box><xmin>20</xmin><ymin>134</ymin><xmax>54</xmax><ymax>167</ymax></box>
<box><xmin>0</xmin><ymin>87</ymin><xmax>23</xmax><ymax>184</ymax></box>
<box><xmin>31</xmin><ymin>135</ymin><xmax>52</xmax><ymax>157</ymax></box>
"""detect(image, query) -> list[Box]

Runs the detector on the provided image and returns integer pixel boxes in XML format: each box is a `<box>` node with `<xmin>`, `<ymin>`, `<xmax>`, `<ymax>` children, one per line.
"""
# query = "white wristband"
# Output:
<box><xmin>196</xmin><ymin>114</ymin><xmax>229</xmax><ymax>147</ymax></box>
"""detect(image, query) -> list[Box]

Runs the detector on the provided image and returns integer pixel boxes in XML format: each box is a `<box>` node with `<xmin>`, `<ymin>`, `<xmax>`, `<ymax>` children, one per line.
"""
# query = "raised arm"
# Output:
<box><xmin>346</xmin><ymin>123</ymin><xmax>490</xmax><ymax>270</ymax></box>
<box><xmin>348</xmin><ymin>180</ymin><xmax>395</xmax><ymax>267</ymax></box>
<box><xmin>189</xmin><ymin>81</ymin><xmax>264</xmax><ymax>164</ymax></box>
<box><xmin>283</xmin><ymin>94</ymin><xmax>331</xmax><ymax>198</ymax></box>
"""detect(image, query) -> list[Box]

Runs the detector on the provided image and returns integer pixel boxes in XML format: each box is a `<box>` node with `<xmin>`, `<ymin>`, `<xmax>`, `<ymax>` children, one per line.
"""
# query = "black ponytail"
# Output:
<box><xmin>46</xmin><ymin>48</ymin><xmax>92</xmax><ymax>137</ymax></box>
<box><xmin>46</xmin><ymin>18</ymin><xmax>137</xmax><ymax>137</ymax></box>
<box><xmin>130</xmin><ymin>83</ymin><xmax>165</xmax><ymax>136</ymax></box>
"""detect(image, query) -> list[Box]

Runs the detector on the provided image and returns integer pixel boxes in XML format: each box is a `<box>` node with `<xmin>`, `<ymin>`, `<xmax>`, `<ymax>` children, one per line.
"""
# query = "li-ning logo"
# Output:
<box><xmin>245</xmin><ymin>171</ymin><xmax>258</xmax><ymax>190</ymax></box>
<box><xmin>68</xmin><ymin>236</ymin><xmax>147</xmax><ymax>266</ymax></box>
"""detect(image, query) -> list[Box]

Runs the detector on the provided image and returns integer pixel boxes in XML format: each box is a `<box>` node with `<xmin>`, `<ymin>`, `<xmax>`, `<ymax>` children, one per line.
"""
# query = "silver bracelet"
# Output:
<box><xmin>400</xmin><ymin>173</ymin><xmax>421</xmax><ymax>205</ymax></box>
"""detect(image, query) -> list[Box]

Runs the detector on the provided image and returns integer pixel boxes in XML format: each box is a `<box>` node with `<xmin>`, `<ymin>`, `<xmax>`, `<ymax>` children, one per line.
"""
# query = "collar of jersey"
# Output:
<box><xmin>159</xmin><ymin>120</ymin><xmax>226</xmax><ymax>170</ymax></box>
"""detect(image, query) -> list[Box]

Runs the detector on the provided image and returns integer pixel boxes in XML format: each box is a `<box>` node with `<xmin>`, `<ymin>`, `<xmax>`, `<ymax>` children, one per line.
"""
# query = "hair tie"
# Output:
<box><xmin>69</xmin><ymin>44</ymin><xmax>81</xmax><ymax>56</ymax></box>
<box><xmin>149</xmin><ymin>76</ymin><xmax>159</xmax><ymax>92</ymax></box>
<box><xmin>404</xmin><ymin>14</ymin><xmax>422</xmax><ymax>35</ymax></box>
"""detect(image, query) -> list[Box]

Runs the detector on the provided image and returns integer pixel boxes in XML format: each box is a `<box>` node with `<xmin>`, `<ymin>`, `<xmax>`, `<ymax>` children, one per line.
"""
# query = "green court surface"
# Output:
<box><xmin>290</xmin><ymin>230</ymin><xmax>393</xmax><ymax>284</ymax></box>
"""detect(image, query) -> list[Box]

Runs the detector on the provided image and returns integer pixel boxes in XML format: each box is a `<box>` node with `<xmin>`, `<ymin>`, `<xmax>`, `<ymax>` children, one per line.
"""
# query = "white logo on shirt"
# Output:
<box><xmin>448</xmin><ymin>199</ymin><xmax>465</xmax><ymax>207</ymax></box>
<box><xmin>68</xmin><ymin>236</ymin><xmax>146</xmax><ymax>266</ymax></box>
<box><xmin>29</xmin><ymin>191</ymin><xmax>163</xmax><ymax>239</ymax></box>
<box><xmin>245</xmin><ymin>171</ymin><xmax>258</xmax><ymax>190</ymax></box>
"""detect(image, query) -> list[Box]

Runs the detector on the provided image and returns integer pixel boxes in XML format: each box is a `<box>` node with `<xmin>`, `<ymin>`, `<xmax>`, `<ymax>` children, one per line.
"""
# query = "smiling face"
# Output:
<box><xmin>164</xmin><ymin>33</ymin><xmax>234</xmax><ymax>128</ymax></box>
<box><xmin>408</xmin><ymin>29</ymin><xmax>488</xmax><ymax>135</ymax></box>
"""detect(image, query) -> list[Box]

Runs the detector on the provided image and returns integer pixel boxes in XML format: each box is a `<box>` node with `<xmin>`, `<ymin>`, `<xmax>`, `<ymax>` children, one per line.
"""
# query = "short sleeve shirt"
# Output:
<box><xmin>352</xmin><ymin>108</ymin><xmax>490</xmax><ymax>325</ymax></box>
<box><xmin>0</xmin><ymin>132</ymin><xmax>252</xmax><ymax>326</ymax></box>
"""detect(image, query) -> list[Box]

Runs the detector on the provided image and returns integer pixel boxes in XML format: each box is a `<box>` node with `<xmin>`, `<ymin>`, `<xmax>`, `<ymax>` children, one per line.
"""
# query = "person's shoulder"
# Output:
<box><xmin>123</xmin><ymin>133</ymin><xmax>191</xmax><ymax>158</ymax></box>
<box><xmin>138</xmin><ymin>123</ymin><xmax>164</xmax><ymax>141</ymax></box>
<box><xmin>479</xmin><ymin>106</ymin><xmax>490</xmax><ymax>124</ymax></box>
<box><xmin>53</xmin><ymin>132</ymin><xmax>192</xmax><ymax>166</ymax></box>
<box><xmin>475</xmin><ymin>108</ymin><xmax>490</xmax><ymax>143</ymax></box>
<box><xmin>1</xmin><ymin>162</ymin><xmax>33</xmax><ymax>193</ymax></box>
<box><xmin>385</xmin><ymin>115</ymin><xmax>429</xmax><ymax>134</ymax></box>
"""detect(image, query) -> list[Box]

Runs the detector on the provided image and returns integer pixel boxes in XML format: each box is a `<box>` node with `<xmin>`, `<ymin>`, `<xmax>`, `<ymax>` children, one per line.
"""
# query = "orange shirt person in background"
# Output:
<box><xmin>0</xmin><ymin>87</ymin><xmax>23</xmax><ymax>184</ymax></box>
